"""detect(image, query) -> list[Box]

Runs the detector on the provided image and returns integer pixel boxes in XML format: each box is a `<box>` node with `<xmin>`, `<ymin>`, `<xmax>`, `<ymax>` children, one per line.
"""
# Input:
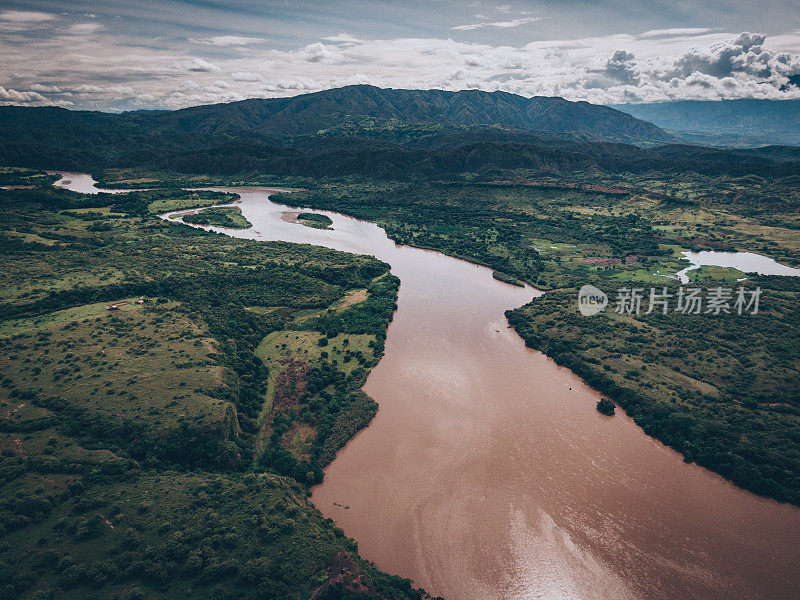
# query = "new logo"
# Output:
<box><xmin>578</xmin><ymin>285</ymin><xmax>608</xmax><ymax>316</ymax></box>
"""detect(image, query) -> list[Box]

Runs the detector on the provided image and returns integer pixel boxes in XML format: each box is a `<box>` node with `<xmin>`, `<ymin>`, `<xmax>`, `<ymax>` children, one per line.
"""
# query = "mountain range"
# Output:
<box><xmin>1</xmin><ymin>85</ymin><xmax>799</xmax><ymax>179</ymax></box>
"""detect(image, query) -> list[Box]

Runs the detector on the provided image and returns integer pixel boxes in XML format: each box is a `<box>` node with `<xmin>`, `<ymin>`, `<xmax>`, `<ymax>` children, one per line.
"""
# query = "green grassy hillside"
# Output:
<box><xmin>0</xmin><ymin>169</ymin><xmax>424</xmax><ymax>600</ymax></box>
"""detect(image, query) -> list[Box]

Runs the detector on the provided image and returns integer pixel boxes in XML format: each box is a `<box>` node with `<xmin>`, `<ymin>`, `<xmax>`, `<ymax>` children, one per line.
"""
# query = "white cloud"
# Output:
<box><xmin>299</xmin><ymin>42</ymin><xmax>347</xmax><ymax>64</ymax></box>
<box><xmin>174</xmin><ymin>57</ymin><xmax>221</xmax><ymax>72</ymax></box>
<box><xmin>231</xmin><ymin>71</ymin><xmax>262</xmax><ymax>82</ymax></box>
<box><xmin>323</xmin><ymin>32</ymin><xmax>362</xmax><ymax>44</ymax></box>
<box><xmin>0</xmin><ymin>85</ymin><xmax>71</xmax><ymax>106</ymax></box>
<box><xmin>604</xmin><ymin>50</ymin><xmax>640</xmax><ymax>85</ymax></box>
<box><xmin>75</xmin><ymin>84</ymin><xmax>105</xmax><ymax>93</ymax></box>
<box><xmin>29</xmin><ymin>83</ymin><xmax>62</xmax><ymax>92</ymax></box>
<box><xmin>0</xmin><ymin>11</ymin><xmax>54</xmax><ymax>23</ymax></box>
<box><xmin>640</xmin><ymin>28</ymin><xmax>717</xmax><ymax>38</ymax></box>
<box><xmin>0</xmin><ymin>9</ymin><xmax>57</xmax><ymax>32</ymax></box>
<box><xmin>1</xmin><ymin>23</ymin><xmax>799</xmax><ymax>110</ymax></box>
<box><xmin>193</xmin><ymin>35</ymin><xmax>267</xmax><ymax>46</ymax></box>
<box><xmin>453</xmin><ymin>17</ymin><xmax>543</xmax><ymax>31</ymax></box>
<box><xmin>258</xmin><ymin>77</ymin><xmax>318</xmax><ymax>93</ymax></box>
<box><xmin>670</xmin><ymin>32</ymin><xmax>798</xmax><ymax>79</ymax></box>
<box><xmin>107</xmin><ymin>85</ymin><xmax>135</xmax><ymax>96</ymax></box>
<box><xmin>0</xmin><ymin>86</ymin><xmax>47</xmax><ymax>102</ymax></box>
<box><xmin>65</xmin><ymin>22</ymin><xmax>103</xmax><ymax>35</ymax></box>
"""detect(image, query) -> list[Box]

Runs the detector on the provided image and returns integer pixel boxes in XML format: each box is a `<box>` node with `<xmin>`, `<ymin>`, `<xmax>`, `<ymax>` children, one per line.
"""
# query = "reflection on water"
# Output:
<box><xmin>55</xmin><ymin>174</ymin><xmax>800</xmax><ymax>600</ymax></box>
<box><xmin>676</xmin><ymin>250</ymin><xmax>800</xmax><ymax>283</ymax></box>
<box><xmin>50</xmin><ymin>171</ymin><xmax>142</xmax><ymax>194</ymax></box>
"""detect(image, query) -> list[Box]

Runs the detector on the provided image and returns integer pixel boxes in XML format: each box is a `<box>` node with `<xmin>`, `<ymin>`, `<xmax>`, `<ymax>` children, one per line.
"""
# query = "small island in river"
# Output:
<box><xmin>182</xmin><ymin>206</ymin><xmax>252</xmax><ymax>229</ymax></box>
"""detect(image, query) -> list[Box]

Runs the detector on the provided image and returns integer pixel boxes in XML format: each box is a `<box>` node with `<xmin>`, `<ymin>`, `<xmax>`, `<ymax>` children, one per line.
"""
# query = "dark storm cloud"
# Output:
<box><xmin>605</xmin><ymin>50</ymin><xmax>640</xmax><ymax>84</ymax></box>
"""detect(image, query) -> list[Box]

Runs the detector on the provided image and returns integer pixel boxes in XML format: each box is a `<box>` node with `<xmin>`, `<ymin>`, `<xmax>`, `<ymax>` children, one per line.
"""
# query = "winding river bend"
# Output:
<box><xmin>56</xmin><ymin>174</ymin><xmax>800</xmax><ymax>600</ymax></box>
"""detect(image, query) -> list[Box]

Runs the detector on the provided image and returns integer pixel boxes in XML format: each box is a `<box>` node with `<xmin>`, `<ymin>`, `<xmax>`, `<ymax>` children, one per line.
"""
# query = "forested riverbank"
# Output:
<box><xmin>264</xmin><ymin>172</ymin><xmax>800</xmax><ymax>506</ymax></box>
<box><xmin>4</xmin><ymin>163</ymin><xmax>800</xmax><ymax>600</ymax></box>
<box><xmin>0</xmin><ymin>169</ymin><xmax>425</xmax><ymax>600</ymax></box>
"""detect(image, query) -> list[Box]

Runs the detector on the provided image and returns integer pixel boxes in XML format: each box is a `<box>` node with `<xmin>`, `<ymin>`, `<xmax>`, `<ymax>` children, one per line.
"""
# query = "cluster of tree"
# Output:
<box><xmin>259</xmin><ymin>274</ymin><xmax>401</xmax><ymax>485</ymax></box>
<box><xmin>300</xmin><ymin>275</ymin><xmax>399</xmax><ymax>342</ymax></box>
<box><xmin>271</xmin><ymin>181</ymin><xmax>679</xmax><ymax>288</ymax></box>
<box><xmin>182</xmin><ymin>207</ymin><xmax>252</xmax><ymax>229</ymax></box>
<box><xmin>0</xmin><ymin>471</ymin><xmax>428</xmax><ymax>600</ymax></box>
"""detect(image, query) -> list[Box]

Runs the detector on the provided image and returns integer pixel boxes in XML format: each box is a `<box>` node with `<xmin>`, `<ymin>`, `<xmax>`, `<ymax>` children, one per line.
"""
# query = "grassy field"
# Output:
<box><xmin>685</xmin><ymin>265</ymin><xmax>747</xmax><ymax>283</ymax></box>
<box><xmin>0</xmin><ymin>169</ymin><xmax>422</xmax><ymax>600</ymax></box>
<box><xmin>1</xmin><ymin>301</ymin><xmax>229</xmax><ymax>433</ymax></box>
<box><xmin>258</xmin><ymin>331</ymin><xmax>376</xmax><ymax>380</ymax></box>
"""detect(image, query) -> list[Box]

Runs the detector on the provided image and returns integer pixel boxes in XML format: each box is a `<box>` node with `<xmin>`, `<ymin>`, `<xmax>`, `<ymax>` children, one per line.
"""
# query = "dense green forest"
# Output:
<box><xmin>0</xmin><ymin>170</ymin><xmax>427</xmax><ymax>600</ymax></box>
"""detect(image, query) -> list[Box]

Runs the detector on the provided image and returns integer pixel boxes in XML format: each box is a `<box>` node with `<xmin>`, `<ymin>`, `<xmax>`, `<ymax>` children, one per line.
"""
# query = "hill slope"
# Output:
<box><xmin>3</xmin><ymin>86</ymin><xmax>800</xmax><ymax>179</ymax></box>
<box><xmin>159</xmin><ymin>85</ymin><xmax>673</xmax><ymax>144</ymax></box>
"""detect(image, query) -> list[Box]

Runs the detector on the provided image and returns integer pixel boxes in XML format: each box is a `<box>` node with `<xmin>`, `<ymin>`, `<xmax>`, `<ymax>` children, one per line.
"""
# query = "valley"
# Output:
<box><xmin>0</xmin><ymin>170</ymin><xmax>421</xmax><ymax>600</ymax></box>
<box><xmin>2</xmin><ymin>83</ymin><xmax>800</xmax><ymax>600</ymax></box>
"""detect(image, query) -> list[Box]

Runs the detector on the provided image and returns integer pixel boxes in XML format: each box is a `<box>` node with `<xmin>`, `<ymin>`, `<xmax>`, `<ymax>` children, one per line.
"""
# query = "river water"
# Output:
<box><xmin>54</xmin><ymin>174</ymin><xmax>800</xmax><ymax>600</ymax></box>
<box><xmin>676</xmin><ymin>250</ymin><xmax>800</xmax><ymax>283</ymax></box>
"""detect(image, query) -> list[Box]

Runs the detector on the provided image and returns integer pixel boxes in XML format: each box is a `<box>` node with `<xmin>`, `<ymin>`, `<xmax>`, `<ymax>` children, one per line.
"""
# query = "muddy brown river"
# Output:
<box><xmin>56</xmin><ymin>174</ymin><xmax>800</xmax><ymax>600</ymax></box>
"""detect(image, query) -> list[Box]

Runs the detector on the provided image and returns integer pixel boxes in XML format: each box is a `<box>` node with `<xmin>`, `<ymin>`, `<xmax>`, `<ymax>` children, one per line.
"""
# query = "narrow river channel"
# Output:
<box><xmin>55</xmin><ymin>174</ymin><xmax>800</xmax><ymax>600</ymax></box>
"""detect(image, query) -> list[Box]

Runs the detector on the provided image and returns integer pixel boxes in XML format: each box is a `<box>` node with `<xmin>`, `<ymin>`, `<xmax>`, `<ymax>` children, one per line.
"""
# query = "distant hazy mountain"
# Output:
<box><xmin>610</xmin><ymin>99</ymin><xmax>800</xmax><ymax>147</ymax></box>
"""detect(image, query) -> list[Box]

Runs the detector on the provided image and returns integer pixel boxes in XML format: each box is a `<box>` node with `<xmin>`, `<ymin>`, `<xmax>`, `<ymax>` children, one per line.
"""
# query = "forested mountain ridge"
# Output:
<box><xmin>156</xmin><ymin>85</ymin><xmax>674</xmax><ymax>143</ymax></box>
<box><xmin>0</xmin><ymin>85</ymin><xmax>672</xmax><ymax>144</ymax></box>
<box><xmin>2</xmin><ymin>85</ymin><xmax>800</xmax><ymax>179</ymax></box>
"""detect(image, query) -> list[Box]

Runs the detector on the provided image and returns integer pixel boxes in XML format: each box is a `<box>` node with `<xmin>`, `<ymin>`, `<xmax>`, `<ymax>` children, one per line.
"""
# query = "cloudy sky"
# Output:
<box><xmin>2</xmin><ymin>0</ymin><xmax>800</xmax><ymax>111</ymax></box>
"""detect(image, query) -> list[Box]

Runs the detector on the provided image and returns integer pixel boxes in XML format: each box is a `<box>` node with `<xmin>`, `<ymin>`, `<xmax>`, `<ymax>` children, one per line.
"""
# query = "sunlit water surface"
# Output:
<box><xmin>676</xmin><ymin>250</ymin><xmax>800</xmax><ymax>283</ymax></box>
